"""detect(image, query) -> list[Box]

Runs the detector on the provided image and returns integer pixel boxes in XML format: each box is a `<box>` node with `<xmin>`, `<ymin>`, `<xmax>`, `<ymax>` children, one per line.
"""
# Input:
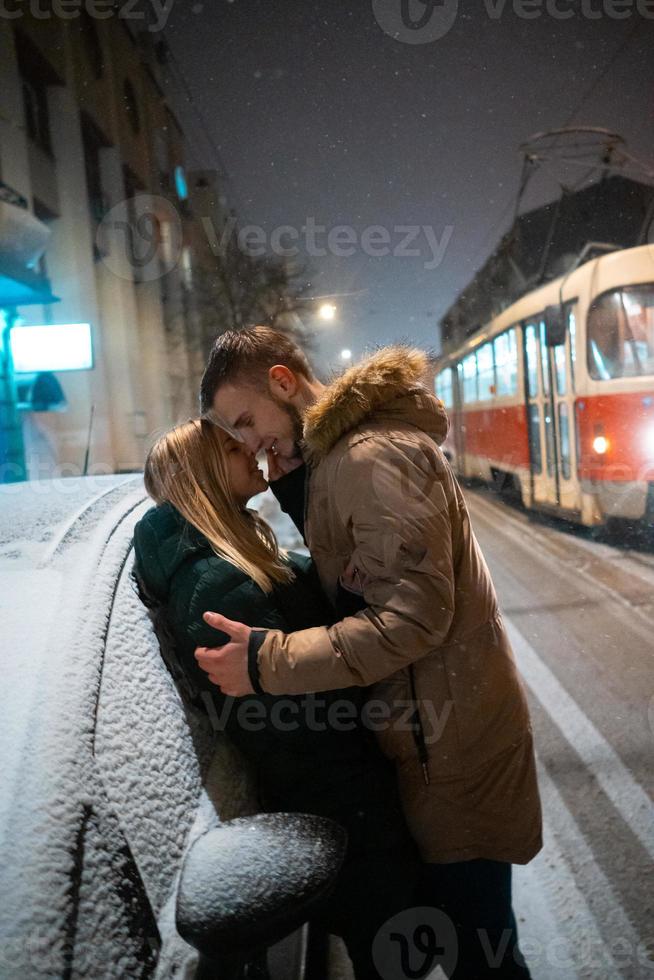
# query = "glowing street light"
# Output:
<box><xmin>341</xmin><ymin>348</ymin><xmax>352</xmax><ymax>362</ymax></box>
<box><xmin>318</xmin><ymin>302</ymin><xmax>337</xmax><ymax>321</ymax></box>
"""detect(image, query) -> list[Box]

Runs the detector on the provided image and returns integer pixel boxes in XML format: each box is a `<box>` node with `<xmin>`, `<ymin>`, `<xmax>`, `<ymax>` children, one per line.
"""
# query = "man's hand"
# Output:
<box><xmin>194</xmin><ymin>613</ymin><xmax>255</xmax><ymax>697</ymax></box>
<box><xmin>265</xmin><ymin>447</ymin><xmax>304</xmax><ymax>482</ymax></box>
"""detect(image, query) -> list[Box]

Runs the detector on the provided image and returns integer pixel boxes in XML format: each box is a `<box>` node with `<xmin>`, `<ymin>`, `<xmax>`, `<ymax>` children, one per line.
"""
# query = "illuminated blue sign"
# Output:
<box><xmin>174</xmin><ymin>165</ymin><xmax>189</xmax><ymax>201</ymax></box>
<box><xmin>10</xmin><ymin>323</ymin><xmax>93</xmax><ymax>373</ymax></box>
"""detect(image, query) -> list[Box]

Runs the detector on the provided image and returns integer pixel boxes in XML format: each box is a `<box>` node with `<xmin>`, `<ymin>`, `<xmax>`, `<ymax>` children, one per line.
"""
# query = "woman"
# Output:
<box><xmin>132</xmin><ymin>417</ymin><xmax>420</xmax><ymax>980</ymax></box>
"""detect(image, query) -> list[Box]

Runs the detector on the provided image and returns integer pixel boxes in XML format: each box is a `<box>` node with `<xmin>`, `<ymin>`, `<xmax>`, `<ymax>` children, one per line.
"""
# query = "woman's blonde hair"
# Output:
<box><xmin>143</xmin><ymin>417</ymin><xmax>293</xmax><ymax>593</ymax></box>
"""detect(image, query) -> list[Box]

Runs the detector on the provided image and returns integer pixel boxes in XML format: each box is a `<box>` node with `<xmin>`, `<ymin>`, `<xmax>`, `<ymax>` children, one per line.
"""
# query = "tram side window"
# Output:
<box><xmin>539</xmin><ymin>321</ymin><xmax>550</xmax><ymax>395</ymax></box>
<box><xmin>525</xmin><ymin>323</ymin><xmax>539</xmax><ymax>396</ymax></box>
<box><xmin>462</xmin><ymin>353</ymin><xmax>478</xmax><ymax>402</ymax></box>
<box><xmin>435</xmin><ymin>367</ymin><xmax>454</xmax><ymax>409</ymax></box>
<box><xmin>477</xmin><ymin>343</ymin><xmax>495</xmax><ymax>400</ymax></box>
<box><xmin>588</xmin><ymin>285</ymin><xmax>654</xmax><ymax>380</ymax></box>
<box><xmin>558</xmin><ymin>403</ymin><xmax>571</xmax><ymax>480</ymax></box>
<box><xmin>528</xmin><ymin>404</ymin><xmax>542</xmax><ymax>473</ymax></box>
<box><xmin>494</xmin><ymin>329</ymin><xmax>518</xmax><ymax>396</ymax></box>
<box><xmin>568</xmin><ymin>308</ymin><xmax>577</xmax><ymax>392</ymax></box>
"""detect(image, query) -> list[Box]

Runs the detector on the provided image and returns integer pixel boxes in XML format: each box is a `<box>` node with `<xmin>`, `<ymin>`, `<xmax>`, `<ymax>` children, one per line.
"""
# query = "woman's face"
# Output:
<box><xmin>221</xmin><ymin>431</ymin><xmax>268</xmax><ymax>504</ymax></box>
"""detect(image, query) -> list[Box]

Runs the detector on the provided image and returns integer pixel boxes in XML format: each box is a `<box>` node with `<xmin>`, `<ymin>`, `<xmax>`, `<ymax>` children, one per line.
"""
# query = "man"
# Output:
<box><xmin>195</xmin><ymin>325</ymin><xmax>542</xmax><ymax>979</ymax></box>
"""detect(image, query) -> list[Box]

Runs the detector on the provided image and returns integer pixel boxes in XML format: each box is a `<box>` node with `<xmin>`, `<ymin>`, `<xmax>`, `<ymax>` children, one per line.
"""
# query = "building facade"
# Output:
<box><xmin>0</xmin><ymin>14</ymin><xmax>225</xmax><ymax>482</ymax></box>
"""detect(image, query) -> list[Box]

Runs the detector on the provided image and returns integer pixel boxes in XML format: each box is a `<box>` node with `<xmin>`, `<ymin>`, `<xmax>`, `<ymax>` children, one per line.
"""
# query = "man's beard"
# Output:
<box><xmin>271</xmin><ymin>394</ymin><xmax>304</xmax><ymax>458</ymax></box>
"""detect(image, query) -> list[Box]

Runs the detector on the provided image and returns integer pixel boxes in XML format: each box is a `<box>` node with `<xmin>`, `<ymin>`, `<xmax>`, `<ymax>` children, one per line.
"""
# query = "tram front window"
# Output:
<box><xmin>588</xmin><ymin>285</ymin><xmax>654</xmax><ymax>380</ymax></box>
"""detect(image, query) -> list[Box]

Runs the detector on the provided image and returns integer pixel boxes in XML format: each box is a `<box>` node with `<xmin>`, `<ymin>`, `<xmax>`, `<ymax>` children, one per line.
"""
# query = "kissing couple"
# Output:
<box><xmin>133</xmin><ymin>325</ymin><xmax>542</xmax><ymax>980</ymax></box>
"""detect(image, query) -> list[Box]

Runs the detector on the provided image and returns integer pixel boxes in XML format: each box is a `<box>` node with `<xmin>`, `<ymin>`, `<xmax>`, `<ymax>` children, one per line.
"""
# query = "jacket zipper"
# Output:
<box><xmin>307</xmin><ymin>460</ymin><xmax>430</xmax><ymax>785</ymax></box>
<box><xmin>303</xmin><ymin>460</ymin><xmax>311</xmax><ymax>538</ymax></box>
<box><xmin>409</xmin><ymin>663</ymin><xmax>431</xmax><ymax>785</ymax></box>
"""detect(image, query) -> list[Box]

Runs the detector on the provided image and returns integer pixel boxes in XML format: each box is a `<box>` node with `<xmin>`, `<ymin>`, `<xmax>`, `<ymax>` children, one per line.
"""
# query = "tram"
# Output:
<box><xmin>434</xmin><ymin>244</ymin><xmax>654</xmax><ymax>526</ymax></box>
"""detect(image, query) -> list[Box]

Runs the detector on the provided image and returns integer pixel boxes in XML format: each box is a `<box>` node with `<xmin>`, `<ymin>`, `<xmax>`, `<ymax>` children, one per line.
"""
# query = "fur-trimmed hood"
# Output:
<box><xmin>302</xmin><ymin>345</ymin><xmax>448</xmax><ymax>462</ymax></box>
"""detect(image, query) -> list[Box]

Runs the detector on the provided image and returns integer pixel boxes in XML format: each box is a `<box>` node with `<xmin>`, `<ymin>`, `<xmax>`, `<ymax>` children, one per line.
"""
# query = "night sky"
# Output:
<box><xmin>166</xmin><ymin>0</ymin><xmax>654</xmax><ymax>369</ymax></box>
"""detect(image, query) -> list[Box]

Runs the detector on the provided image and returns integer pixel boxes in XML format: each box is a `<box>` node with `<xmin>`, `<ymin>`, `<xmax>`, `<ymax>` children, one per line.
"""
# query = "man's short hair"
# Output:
<box><xmin>200</xmin><ymin>325</ymin><xmax>315</xmax><ymax>414</ymax></box>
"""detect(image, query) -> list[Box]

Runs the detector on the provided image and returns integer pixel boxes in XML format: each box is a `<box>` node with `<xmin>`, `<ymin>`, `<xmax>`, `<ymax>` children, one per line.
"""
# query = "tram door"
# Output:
<box><xmin>524</xmin><ymin>319</ymin><xmax>559</xmax><ymax>507</ymax></box>
<box><xmin>547</xmin><ymin>305</ymin><xmax>581</xmax><ymax>512</ymax></box>
<box><xmin>523</xmin><ymin>310</ymin><xmax>580</xmax><ymax>512</ymax></box>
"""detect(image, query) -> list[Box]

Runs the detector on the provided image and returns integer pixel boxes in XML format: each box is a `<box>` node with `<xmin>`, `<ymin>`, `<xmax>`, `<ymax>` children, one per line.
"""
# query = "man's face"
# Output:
<box><xmin>212</xmin><ymin>382</ymin><xmax>303</xmax><ymax>461</ymax></box>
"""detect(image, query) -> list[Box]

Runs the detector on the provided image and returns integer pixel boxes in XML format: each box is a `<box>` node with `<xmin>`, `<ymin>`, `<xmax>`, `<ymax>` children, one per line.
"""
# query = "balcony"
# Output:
<box><xmin>0</xmin><ymin>180</ymin><xmax>57</xmax><ymax>307</ymax></box>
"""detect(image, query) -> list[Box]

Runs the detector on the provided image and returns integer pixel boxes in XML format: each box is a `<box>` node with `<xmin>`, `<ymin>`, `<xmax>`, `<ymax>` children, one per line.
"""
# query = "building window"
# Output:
<box><xmin>123</xmin><ymin>79</ymin><xmax>140</xmax><ymax>135</ymax></box>
<box><xmin>22</xmin><ymin>77</ymin><xmax>53</xmax><ymax>155</ymax></box>
<box><xmin>181</xmin><ymin>246</ymin><xmax>193</xmax><ymax>288</ymax></box>
<box><xmin>81</xmin><ymin>113</ymin><xmax>111</xmax><ymax>229</ymax></box>
<box><xmin>122</xmin><ymin>165</ymin><xmax>148</xmax><ymax>282</ymax></box>
<box><xmin>81</xmin><ymin>13</ymin><xmax>104</xmax><ymax>80</ymax></box>
<box><xmin>14</xmin><ymin>31</ymin><xmax>61</xmax><ymax>158</ymax></box>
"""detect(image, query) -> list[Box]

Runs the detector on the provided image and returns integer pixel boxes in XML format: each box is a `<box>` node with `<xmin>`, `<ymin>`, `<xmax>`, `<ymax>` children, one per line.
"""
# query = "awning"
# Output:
<box><xmin>0</xmin><ymin>255</ymin><xmax>59</xmax><ymax>308</ymax></box>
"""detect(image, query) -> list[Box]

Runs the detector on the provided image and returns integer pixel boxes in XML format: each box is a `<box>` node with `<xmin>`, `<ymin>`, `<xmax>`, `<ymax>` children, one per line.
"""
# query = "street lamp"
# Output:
<box><xmin>341</xmin><ymin>348</ymin><xmax>352</xmax><ymax>362</ymax></box>
<box><xmin>318</xmin><ymin>303</ymin><xmax>337</xmax><ymax>321</ymax></box>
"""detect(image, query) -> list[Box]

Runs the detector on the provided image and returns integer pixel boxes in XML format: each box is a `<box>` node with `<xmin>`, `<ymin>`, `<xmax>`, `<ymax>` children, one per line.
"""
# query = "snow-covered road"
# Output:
<box><xmin>457</xmin><ymin>488</ymin><xmax>653</xmax><ymax>980</ymax></box>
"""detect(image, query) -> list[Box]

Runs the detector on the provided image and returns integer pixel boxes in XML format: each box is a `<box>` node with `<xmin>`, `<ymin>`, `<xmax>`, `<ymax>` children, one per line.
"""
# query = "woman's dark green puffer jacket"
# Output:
<box><xmin>132</xmin><ymin>501</ymin><xmax>392</xmax><ymax>823</ymax></box>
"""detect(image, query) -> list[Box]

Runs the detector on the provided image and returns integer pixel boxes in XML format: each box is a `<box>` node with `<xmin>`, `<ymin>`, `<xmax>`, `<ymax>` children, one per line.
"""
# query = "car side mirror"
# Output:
<box><xmin>175</xmin><ymin>812</ymin><xmax>347</xmax><ymax>968</ymax></box>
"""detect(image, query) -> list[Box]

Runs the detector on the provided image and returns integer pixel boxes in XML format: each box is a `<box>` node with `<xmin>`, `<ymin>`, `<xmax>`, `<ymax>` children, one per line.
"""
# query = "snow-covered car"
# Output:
<box><xmin>0</xmin><ymin>474</ymin><xmax>344</xmax><ymax>980</ymax></box>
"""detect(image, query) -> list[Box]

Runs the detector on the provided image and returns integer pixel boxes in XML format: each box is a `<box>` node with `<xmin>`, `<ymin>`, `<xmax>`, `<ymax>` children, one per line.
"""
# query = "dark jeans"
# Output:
<box><xmin>310</xmin><ymin>758</ymin><xmax>422</xmax><ymax>980</ymax></box>
<box><xmin>418</xmin><ymin>859</ymin><xmax>531</xmax><ymax>979</ymax></box>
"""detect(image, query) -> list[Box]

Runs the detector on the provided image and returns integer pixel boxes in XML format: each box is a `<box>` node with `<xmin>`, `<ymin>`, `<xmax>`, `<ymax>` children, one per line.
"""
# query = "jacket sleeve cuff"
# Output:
<box><xmin>247</xmin><ymin>629</ymin><xmax>268</xmax><ymax>694</ymax></box>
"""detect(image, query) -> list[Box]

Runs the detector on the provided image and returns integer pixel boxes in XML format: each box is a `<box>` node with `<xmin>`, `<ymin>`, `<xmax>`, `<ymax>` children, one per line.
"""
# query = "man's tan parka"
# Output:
<box><xmin>254</xmin><ymin>346</ymin><xmax>542</xmax><ymax>865</ymax></box>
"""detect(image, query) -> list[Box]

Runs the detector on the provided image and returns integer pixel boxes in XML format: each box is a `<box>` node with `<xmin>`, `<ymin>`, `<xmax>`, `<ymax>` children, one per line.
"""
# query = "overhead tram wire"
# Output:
<box><xmin>468</xmin><ymin>170</ymin><xmax>530</xmax><ymax>276</ymax></box>
<box><xmin>560</xmin><ymin>19</ymin><xmax>642</xmax><ymax>130</ymax></box>
<box><xmin>468</xmin><ymin>20</ymin><xmax>643</xmax><ymax>277</ymax></box>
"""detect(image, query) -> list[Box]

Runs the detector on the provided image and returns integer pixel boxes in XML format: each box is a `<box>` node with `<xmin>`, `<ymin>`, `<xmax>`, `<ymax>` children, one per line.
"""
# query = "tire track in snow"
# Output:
<box><xmin>514</xmin><ymin>762</ymin><xmax>644</xmax><ymax>980</ymax></box>
<box><xmin>505</xmin><ymin>617</ymin><xmax>654</xmax><ymax>863</ymax></box>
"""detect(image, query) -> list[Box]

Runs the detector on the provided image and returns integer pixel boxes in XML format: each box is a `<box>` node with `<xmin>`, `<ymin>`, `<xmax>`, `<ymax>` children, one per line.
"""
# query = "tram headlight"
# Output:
<box><xmin>592</xmin><ymin>435</ymin><xmax>609</xmax><ymax>455</ymax></box>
